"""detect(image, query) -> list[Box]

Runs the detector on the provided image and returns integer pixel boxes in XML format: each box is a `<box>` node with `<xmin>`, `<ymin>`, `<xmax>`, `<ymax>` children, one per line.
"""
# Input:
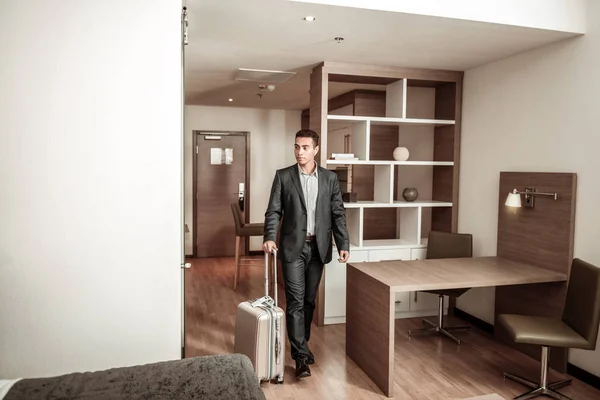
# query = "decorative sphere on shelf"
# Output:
<box><xmin>402</xmin><ymin>187</ymin><xmax>419</xmax><ymax>202</ymax></box>
<box><xmin>392</xmin><ymin>146</ymin><xmax>409</xmax><ymax>161</ymax></box>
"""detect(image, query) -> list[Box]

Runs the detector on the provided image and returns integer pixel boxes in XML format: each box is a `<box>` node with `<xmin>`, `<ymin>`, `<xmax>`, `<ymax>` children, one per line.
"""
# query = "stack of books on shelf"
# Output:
<box><xmin>330</xmin><ymin>153</ymin><xmax>358</xmax><ymax>161</ymax></box>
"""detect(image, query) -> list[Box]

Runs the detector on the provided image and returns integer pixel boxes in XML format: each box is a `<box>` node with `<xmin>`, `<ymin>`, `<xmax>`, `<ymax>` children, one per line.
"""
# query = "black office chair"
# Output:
<box><xmin>498</xmin><ymin>258</ymin><xmax>600</xmax><ymax>400</ymax></box>
<box><xmin>408</xmin><ymin>231</ymin><xmax>473</xmax><ymax>345</ymax></box>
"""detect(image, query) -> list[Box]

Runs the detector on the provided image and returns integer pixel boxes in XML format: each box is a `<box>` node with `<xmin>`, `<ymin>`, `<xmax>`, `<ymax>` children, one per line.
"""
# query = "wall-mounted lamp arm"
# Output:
<box><xmin>512</xmin><ymin>188</ymin><xmax>558</xmax><ymax>200</ymax></box>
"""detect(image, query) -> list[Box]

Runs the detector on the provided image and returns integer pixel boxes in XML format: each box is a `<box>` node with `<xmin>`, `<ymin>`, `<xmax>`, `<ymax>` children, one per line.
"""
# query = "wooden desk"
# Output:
<box><xmin>345</xmin><ymin>256</ymin><xmax>568</xmax><ymax>397</ymax></box>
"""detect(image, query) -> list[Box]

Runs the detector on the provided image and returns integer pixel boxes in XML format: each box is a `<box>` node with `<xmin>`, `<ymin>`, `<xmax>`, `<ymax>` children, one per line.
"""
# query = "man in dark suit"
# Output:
<box><xmin>263</xmin><ymin>129</ymin><xmax>349</xmax><ymax>379</ymax></box>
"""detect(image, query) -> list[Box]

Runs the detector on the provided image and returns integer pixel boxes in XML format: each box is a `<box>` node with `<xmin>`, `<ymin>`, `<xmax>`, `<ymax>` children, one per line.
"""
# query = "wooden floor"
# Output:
<box><xmin>185</xmin><ymin>256</ymin><xmax>600</xmax><ymax>400</ymax></box>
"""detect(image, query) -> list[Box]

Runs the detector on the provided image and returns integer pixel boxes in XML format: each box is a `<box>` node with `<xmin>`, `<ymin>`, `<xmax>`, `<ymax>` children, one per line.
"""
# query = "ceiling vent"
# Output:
<box><xmin>234</xmin><ymin>68</ymin><xmax>296</xmax><ymax>83</ymax></box>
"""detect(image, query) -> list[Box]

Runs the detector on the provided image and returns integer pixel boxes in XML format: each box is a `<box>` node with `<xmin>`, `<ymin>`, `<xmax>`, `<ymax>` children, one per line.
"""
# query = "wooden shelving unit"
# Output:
<box><xmin>309</xmin><ymin>62</ymin><xmax>464</xmax><ymax>325</ymax></box>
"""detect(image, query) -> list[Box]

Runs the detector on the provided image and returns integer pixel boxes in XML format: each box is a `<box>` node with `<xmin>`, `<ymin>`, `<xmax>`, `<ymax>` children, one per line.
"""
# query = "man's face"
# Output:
<box><xmin>294</xmin><ymin>137</ymin><xmax>319</xmax><ymax>167</ymax></box>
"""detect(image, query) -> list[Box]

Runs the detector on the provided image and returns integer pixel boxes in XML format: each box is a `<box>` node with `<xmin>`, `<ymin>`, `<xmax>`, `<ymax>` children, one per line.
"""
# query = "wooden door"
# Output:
<box><xmin>194</xmin><ymin>132</ymin><xmax>248</xmax><ymax>257</ymax></box>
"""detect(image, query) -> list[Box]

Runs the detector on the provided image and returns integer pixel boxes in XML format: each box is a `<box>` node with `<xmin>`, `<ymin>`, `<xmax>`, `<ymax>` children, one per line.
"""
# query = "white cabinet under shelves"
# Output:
<box><xmin>323</xmin><ymin>249</ymin><xmax>369</xmax><ymax>325</ymax></box>
<box><xmin>411</xmin><ymin>248</ymin><xmax>427</xmax><ymax>260</ymax></box>
<box><xmin>323</xmin><ymin>244</ymin><xmax>448</xmax><ymax>325</ymax></box>
<box><xmin>369</xmin><ymin>248</ymin><xmax>411</xmax><ymax>262</ymax></box>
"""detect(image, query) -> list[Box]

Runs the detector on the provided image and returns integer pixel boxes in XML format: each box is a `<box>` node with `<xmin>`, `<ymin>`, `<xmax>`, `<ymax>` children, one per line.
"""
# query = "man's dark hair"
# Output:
<box><xmin>295</xmin><ymin>129</ymin><xmax>319</xmax><ymax>148</ymax></box>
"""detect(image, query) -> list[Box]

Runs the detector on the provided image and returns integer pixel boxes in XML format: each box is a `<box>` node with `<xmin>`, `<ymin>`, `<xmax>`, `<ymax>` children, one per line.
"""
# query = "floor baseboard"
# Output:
<box><xmin>455</xmin><ymin>308</ymin><xmax>600</xmax><ymax>390</ymax></box>
<box><xmin>454</xmin><ymin>308</ymin><xmax>494</xmax><ymax>335</ymax></box>
<box><xmin>568</xmin><ymin>362</ymin><xmax>600</xmax><ymax>390</ymax></box>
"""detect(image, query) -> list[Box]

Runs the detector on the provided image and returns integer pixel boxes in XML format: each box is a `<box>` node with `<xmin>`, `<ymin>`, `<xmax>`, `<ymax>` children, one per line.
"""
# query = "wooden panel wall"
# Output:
<box><xmin>301</xmin><ymin>109</ymin><xmax>310</xmax><ymax>130</ymax></box>
<box><xmin>494</xmin><ymin>172</ymin><xmax>577</xmax><ymax>373</ymax></box>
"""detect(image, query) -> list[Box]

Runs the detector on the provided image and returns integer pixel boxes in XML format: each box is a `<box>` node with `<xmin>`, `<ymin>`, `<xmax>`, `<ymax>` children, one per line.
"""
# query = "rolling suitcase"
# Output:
<box><xmin>234</xmin><ymin>249</ymin><xmax>285</xmax><ymax>384</ymax></box>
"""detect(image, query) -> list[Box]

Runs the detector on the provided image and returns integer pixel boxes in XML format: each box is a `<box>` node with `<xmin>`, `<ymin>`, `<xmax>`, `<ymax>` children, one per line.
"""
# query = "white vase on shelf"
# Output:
<box><xmin>393</xmin><ymin>146</ymin><xmax>409</xmax><ymax>161</ymax></box>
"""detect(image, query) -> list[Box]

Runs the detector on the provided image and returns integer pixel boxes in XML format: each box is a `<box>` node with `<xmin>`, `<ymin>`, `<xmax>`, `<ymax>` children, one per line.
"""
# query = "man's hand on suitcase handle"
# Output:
<box><xmin>263</xmin><ymin>240</ymin><xmax>278</xmax><ymax>253</ymax></box>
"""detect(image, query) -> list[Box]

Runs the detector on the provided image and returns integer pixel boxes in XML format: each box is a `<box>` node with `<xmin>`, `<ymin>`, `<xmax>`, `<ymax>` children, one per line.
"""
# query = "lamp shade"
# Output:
<box><xmin>505</xmin><ymin>191</ymin><xmax>522</xmax><ymax>208</ymax></box>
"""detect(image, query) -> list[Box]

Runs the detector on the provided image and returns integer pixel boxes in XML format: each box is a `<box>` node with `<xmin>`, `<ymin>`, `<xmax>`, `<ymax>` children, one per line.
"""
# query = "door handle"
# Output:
<box><xmin>238</xmin><ymin>183</ymin><xmax>245</xmax><ymax>212</ymax></box>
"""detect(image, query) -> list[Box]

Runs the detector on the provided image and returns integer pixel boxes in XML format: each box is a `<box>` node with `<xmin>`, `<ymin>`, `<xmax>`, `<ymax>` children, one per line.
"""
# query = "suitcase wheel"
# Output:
<box><xmin>277</xmin><ymin>374</ymin><xmax>284</xmax><ymax>384</ymax></box>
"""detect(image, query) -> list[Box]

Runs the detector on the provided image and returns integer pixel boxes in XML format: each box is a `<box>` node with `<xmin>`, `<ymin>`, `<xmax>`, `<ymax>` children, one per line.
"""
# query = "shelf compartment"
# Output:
<box><xmin>398</xmin><ymin>207</ymin><xmax>420</xmax><ymax>245</ymax></box>
<box><xmin>346</xmin><ymin>207</ymin><xmax>363</xmax><ymax>248</ymax></box>
<box><xmin>326</xmin><ymin>118</ymin><xmax>369</xmax><ymax>160</ymax></box>
<box><xmin>374</xmin><ymin>164</ymin><xmax>393</xmax><ymax>203</ymax></box>
<box><xmin>353</xmin><ymin>120</ymin><xmax>369</xmax><ymax>160</ymax></box>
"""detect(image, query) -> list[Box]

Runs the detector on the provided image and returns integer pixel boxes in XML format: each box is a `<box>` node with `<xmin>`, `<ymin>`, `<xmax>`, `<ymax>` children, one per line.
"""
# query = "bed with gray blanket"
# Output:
<box><xmin>3</xmin><ymin>354</ymin><xmax>266</xmax><ymax>400</ymax></box>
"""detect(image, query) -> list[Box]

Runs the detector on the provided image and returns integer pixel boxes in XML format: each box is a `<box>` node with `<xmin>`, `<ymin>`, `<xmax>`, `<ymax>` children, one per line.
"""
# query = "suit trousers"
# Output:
<box><xmin>281</xmin><ymin>240</ymin><xmax>323</xmax><ymax>360</ymax></box>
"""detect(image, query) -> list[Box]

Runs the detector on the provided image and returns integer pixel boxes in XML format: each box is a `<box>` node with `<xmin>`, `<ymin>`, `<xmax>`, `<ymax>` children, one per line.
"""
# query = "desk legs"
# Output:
<box><xmin>346</xmin><ymin>265</ymin><xmax>395</xmax><ymax>397</ymax></box>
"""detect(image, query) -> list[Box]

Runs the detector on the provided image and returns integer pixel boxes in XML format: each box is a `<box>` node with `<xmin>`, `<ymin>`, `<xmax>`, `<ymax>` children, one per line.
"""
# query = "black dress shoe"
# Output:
<box><xmin>295</xmin><ymin>357</ymin><xmax>311</xmax><ymax>378</ymax></box>
<box><xmin>307</xmin><ymin>350</ymin><xmax>315</xmax><ymax>365</ymax></box>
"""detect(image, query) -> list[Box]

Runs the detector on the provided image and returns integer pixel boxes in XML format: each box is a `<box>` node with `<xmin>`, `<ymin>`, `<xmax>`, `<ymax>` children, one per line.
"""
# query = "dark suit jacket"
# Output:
<box><xmin>263</xmin><ymin>164</ymin><xmax>349</xmax><ymax>264</ymax></box>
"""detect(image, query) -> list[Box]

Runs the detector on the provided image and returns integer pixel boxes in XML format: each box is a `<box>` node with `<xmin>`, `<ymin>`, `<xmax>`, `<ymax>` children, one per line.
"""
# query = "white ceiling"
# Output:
<box><xmin>184</xmin><ymin>0</ymin><xmax>578</xmax><ymax>110</ymax></box>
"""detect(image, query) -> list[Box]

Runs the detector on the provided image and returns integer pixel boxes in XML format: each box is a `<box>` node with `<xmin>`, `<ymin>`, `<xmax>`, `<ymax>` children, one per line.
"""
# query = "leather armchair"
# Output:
<box><xmin>498</xmin><ymin>258</ymin><xmax>600</xmax><ymax>400</ymax></box>
<box><xmin>408</xmin><ymin>230</ymin><xmax>473</xmax><ymax>345</ymax></box>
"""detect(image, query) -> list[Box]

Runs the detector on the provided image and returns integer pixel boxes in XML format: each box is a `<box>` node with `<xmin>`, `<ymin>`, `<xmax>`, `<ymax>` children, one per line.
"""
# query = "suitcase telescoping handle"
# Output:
<box><xmin>264</xmin><ymin>249</ymin><xmax>278</xmax><ymax>307</ymax></box>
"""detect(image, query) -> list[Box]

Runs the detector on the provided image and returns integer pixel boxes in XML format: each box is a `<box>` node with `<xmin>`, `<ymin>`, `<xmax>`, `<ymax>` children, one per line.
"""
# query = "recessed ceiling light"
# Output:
<box><xmin>228</xmin><ymin>98</ymin><xmax>233</xmax><ymax>102</ymax></box>
<box><xmin>303</xmin><ymin>16</ymin><xmax>316</xmax><ymax>22</ymax></box>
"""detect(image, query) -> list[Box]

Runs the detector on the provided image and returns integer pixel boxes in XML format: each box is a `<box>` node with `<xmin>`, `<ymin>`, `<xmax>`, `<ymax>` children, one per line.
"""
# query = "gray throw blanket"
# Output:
<box><xmin>5</xmin><ymin>354</ymin><xmax>266</xmax><ymax>400</ymax></box>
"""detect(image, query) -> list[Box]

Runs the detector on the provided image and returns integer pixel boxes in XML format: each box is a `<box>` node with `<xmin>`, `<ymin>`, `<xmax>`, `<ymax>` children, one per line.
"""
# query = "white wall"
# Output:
<box><xmin>0</xmin><ymin>0</ymin><xmax>182</xmax><ymax>378</ymax></box>
<box><xmin>458</xmin><ymin>0</ymin><xmax>600</xmax><ymax>375</ymax></box>
<box><xmin>290</xmin><ymin>0</ymin><xmax>586</xmax><ymax>33</ymax></box>
<box><xmin>185</xmin><ymin>106</ymin><xmax>300</xmax><ymax>254</ymax></box>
